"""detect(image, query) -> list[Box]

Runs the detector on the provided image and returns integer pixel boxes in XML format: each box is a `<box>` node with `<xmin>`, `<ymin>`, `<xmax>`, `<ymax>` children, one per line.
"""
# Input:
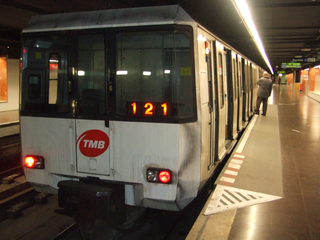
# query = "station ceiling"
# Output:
<box><xmin>0</xmin><ymin>0</ymin><xmax>319</xmax><ymax>74</ymax></box>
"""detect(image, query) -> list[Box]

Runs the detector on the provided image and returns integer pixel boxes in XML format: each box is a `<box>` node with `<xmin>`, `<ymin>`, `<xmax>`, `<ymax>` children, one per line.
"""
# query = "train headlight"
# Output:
<box><xmin>24</xmin><ymin>155</ymin><xmax>45</xmax><ymax>169</ymax></box>
<box><xmin>147</xmin><ymin>168</ymin><xmax>172</xmax><ymax>184</ymax></box>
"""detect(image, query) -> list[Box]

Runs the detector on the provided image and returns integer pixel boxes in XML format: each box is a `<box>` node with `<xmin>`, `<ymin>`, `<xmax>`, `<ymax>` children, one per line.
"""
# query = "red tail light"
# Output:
<box><xmin>159</xmin><ymin>171</ymin><xmax>171</xmax><ymax>183</ymax></box>
<box><xmin>147</xmin><ymin>168</ymin><xmax>172</xmax><ymax>184</ymax></box>
<box><xmin>24</xmin><ymin>155</ymin><xmax>44</xmax><ymax>169</ymax></box>
<box><xmin>25</xmin><ymin>156</ymin><xmax>35</xmax><ymax>168</ymax></box>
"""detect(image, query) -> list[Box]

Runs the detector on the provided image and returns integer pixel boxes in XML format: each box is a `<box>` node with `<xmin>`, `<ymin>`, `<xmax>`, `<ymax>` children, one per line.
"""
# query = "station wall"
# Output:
<box><xmin>0</xmin><ymin>58</ymin><xmax>19</xmax><ymax>112</ymax></box>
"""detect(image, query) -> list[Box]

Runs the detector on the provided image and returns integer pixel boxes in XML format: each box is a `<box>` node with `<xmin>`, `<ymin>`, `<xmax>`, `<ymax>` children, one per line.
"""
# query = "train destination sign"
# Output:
<box><xmin>127</xmin><ymin>101</ymin><xmax>171</xmax><ymax>117</ymax></box>
<box><xmin>281</xmin><ymin>63</ymin><xmax>301</xmax><ymax>68</ymax></box>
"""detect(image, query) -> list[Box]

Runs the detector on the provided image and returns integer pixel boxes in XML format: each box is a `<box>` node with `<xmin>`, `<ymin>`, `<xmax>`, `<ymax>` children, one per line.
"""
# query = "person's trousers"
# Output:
<box><xmin>255</xmin><ymin>96</ymin><xmax>268</xmax><ymax>115</ymax></box>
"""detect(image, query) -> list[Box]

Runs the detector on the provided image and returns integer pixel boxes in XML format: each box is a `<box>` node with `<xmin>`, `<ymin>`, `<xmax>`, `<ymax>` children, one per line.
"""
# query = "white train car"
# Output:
<box><xmin>20</xmin><ymin>5</ymin><xmax>263</xmax><ymax>225</ymax></box>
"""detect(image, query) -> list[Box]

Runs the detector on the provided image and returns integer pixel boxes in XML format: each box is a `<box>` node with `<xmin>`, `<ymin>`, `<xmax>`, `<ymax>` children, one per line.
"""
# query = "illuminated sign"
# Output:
<box><xmin>281</xmin><ymin>63</ymin><xmax>301</xmax><ymax>68</ymax></box>
<box><xmin>127</xmin><ymin>102</ymin><xmax>171</xmax><ymax>117</ymax></box>
<box><xmin>292</xmin><ymin>58</ymin><xmax>316</xmax><ymax>63</ymax></box>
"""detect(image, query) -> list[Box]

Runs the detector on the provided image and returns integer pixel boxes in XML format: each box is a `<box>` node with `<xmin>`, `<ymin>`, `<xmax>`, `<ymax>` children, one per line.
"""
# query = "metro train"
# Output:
<box><xmin>21</xmin><ymin>5</ymin><xmax>263</xmax><ymax>230</ymax></box>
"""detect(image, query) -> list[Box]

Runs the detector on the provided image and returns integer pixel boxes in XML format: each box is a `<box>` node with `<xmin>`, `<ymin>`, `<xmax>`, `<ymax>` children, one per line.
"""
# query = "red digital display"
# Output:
<box><xmin>49</xmin><ymin>63</ymin><xmax>58</xmax><ymax>70</ymax></box>
<box><xmin>127</xmin><ymin>102</ymin><xmax>171</xmax><ymax>117</ymax></box>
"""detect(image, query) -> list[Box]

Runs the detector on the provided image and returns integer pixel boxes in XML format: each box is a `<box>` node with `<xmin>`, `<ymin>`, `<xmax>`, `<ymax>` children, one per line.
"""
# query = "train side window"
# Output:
<box><xmin>248</xmin><ymin>65</ymin><xmax>250</xmax><ymax>91</ymax></box>
<box><xmin>218</xmin><ymin>53</ymin><xmax>224</xmax><ymax>108</ymax></box>
<box><xmin>206</xmin><ymin>41</ymin><xmax>213</xmax><ymax>113</ymax></box>
<box><xmin>28</xmin><ymin>75</ymin><xmax>41</xmax><ymax>99</ymax></box>
<box><xmin>238</xmin><ymin>60</ymin><xmax>242</xmax><ymax>93</ymax></box>
<box><xmin>48</xmin><ymin>54</ymin><xmax>59</xmax><ymax>104</ymax></box>
<box><xmin>233</xmin><ymin>59</ymin><xmax>238</xmax><ymax>99</ymax></box>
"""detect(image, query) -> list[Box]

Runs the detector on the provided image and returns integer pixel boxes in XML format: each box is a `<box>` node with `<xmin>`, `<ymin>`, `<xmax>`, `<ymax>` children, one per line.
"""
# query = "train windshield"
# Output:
<box><xmin>21</xmin><ymin>27</ymin><xmax>196</xmax><ymax>122</ymax></box>
<box><xmin>116</xmin><ymin>30</ymin><xmax>195</xmax><ymax>121</ymax></box>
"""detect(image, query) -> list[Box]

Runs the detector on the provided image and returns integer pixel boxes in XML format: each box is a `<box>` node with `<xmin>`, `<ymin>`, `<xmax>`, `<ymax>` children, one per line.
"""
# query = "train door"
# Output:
<box><xmin>237</xmin><ymin>55</ymin><xmax>244</xmax><ymax>131</ymax></box>
<box><xmin>248</xmin><ymin>62</ymin><xmax>253</xmax><ymax>115</ymax></box>
<box><xmin>198</xmin><ymin>35</ymin><xmax>216</xmax><ymax>168</ymax></box>
<box><xmin>246</xmin><ymin>61</ymin><xmax>251</xmax><ymax>120</ymax></box>
<box><xmin>230</xmin><ymin>51</ymin><xmax>238</xmax><ymax>139</ymax></box>
<box><xmin>74</xmin><ymin>34</ymin><xmax>111</xmax><ymax>176</ymax></box>
<box><xmin>224</xmin><ymin>50</ymin><xmax>229</xmax><ymax>140</ymax></box>
<box><xmin>215</xmin><ymin>41</ymin><xmax>227</xmax><ymax>160</ymax></box>
<box><xmin>206</xmin><ymin>40</ymin><xmax>216</xmax><ymax>167</ymax></box>
<box><xmin>225</xmin><ymin>49</ymin><xmax>237</xmax><ymax>147</ymax></box>
<box><xmin>251</xmin><ymin>65</ymin><xmax>257</xmax><ymax>111</ymax></box>
<box><xmin>21</xmin><ymin>34</ymin><xmax>74</xmax><ymax>176</ymax></box>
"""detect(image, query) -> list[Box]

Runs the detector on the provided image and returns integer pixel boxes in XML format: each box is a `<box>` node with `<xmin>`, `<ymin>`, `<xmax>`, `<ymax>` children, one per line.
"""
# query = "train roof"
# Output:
<box><xmin>22</xmin><ymin>5</ymin><xmax>195</xmax><ymax>33</ymax></box>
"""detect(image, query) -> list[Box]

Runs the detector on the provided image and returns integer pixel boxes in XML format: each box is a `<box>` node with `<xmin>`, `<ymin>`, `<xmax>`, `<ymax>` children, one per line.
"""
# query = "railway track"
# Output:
<box><xmin>47</xmin><ymin>176</ymin><xmax>213</xmax><ymax>240</ymax></box>
<box><xmin>0</xmin><ymin>171</ymin><xmax>221</xmax><ymax>239</ymax></box>
<box><xmin>0</xmin><ymin>134</ymin><xmax>22</xmax><ymax>182</ymax></box>
<box><xmin>0</xmin><ymin>176</ymin><xmax>211</xmax><ymax>240</ymax></box>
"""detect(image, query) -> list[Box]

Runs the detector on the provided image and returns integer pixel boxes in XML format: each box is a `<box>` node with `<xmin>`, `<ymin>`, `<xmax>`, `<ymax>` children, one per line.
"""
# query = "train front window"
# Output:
<box><xmin>21</xmin><ymin>36</ymin><xmax>69</xmax><ymax>115</ymax></box>
<box><xmin>76</xmin><ymin>35</ymin><xmax>105</xmax><ymax>117</ymax></box>
<box><xmin>116</xmin><ymin>30</ymin><xmax>195</xmax><ymax>122</ymax></box>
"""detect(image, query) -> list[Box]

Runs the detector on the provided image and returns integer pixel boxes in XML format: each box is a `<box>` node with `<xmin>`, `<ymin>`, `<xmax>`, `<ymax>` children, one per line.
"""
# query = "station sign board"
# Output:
<box><xmin>292</xmin><ymin>58</ymin><xmax>316</xmax><ymax>63</ymax></box>
<box><xmin>281</xmin><ymin>63</ymin><xmax>301</xmax><ymax>68</ymax></box>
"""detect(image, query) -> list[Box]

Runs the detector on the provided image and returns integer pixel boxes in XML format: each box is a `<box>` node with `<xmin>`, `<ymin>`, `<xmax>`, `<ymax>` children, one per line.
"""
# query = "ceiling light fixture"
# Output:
<box><xmin>231</xmin><ymin>0</ymin><xmax>274</xmax><ymax>74</ymax></box>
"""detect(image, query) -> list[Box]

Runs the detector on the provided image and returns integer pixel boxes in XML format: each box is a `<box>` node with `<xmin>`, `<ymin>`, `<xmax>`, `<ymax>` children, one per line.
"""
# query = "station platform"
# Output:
<box><xmin>187</xmin><ymin>85</ymin><xmax>320</xmax><ymax>240</ymax></box>
<box><xmin>0</xmin><ymin>110</ymin><xmax>20</xmax><ymax>138</ymax></box>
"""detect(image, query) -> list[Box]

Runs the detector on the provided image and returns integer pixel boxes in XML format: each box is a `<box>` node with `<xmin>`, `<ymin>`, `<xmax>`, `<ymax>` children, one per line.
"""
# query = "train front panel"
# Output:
<box><xmin>20</xmin><ymin>21</ymin><xmax>202</xmax><ymax>211</ymax></box>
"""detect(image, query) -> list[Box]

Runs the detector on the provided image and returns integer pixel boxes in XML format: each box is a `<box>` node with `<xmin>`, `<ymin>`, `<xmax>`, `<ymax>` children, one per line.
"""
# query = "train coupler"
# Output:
<box><xmin>56</xmin><ymin>180</ymin><xmax>113</xmax><ymax>227</ymax></box>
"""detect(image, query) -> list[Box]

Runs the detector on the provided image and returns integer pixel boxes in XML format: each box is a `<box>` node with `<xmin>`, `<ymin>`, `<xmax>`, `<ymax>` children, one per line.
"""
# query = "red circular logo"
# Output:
<box><xmin>77</xmin><ymin>130</ymin><xmax>110</xmax><ymax>157</ymax></box>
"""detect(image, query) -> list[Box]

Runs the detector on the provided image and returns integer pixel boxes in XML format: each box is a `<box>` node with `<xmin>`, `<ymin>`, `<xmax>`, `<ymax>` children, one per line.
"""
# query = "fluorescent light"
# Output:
<box><xmin>143</xmin><ymin>71</ymin><xmax>151</xmax><ymax>76</ymax></box>
<box><xmin>164</xmin><ymin>70</ymin><xmax>171</xmax><ymax>74</ymax></box>
<box><xmin>231</xmin><ymin>0</ymin><xmax>274</xmax><ymax>74</ymax></box>
<box><xmin>117</xmin><ymin>70</ymin><xmax>128</xmax><ymax>75</ymax></box>
<box><xmin>78</xmin><ymin>70</ymin><xmax>85</xmax><ymax>76</ymax></box>
<box><xmin>197</xmin><ymin>34</ymin><xmax>206</xmax><ymax>42</ymax></box>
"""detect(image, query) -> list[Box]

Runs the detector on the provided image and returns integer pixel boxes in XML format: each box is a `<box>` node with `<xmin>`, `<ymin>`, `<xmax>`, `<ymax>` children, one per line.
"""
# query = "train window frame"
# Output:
<box><xmin>114</xmin><ymin>25</ymin><xmax>197</xmax><ymax>123</ymax></box>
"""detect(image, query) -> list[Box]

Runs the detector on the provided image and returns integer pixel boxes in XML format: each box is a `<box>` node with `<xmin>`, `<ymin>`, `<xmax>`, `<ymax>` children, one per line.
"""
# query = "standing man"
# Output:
<box><xmin>254</xmin><ymin>71</ymin><xmax>273</xmax><ymax>116</ymax></box>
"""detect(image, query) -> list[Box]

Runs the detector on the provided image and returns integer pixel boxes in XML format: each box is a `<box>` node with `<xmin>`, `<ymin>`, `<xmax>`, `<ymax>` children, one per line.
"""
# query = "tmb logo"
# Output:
<box><xmin>77</xmin><ymin>130</ymin><xmax>110</xmax><ymax>157</ymax></box>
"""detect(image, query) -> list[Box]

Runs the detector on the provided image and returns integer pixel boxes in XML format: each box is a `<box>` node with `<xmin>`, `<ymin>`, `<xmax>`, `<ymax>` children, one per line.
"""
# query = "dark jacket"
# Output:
<box><xmin>257</xmin><ymin>77</ymin><xmax>272</xmax><ymax>98</ymax></box>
